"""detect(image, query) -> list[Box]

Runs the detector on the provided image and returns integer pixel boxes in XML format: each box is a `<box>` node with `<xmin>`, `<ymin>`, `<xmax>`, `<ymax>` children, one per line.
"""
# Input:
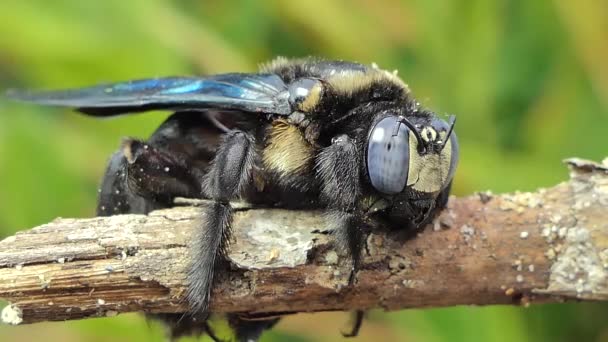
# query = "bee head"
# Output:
<box><xmin>366</xmin><ymin>113</ymin><xmax>458</xmax><ymax>196</ymax></box>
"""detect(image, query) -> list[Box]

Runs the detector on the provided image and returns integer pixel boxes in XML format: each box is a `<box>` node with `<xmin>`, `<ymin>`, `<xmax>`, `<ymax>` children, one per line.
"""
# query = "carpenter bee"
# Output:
<box><xmin>8</xmin><ymin>57</ymin><xmax>458</xmax><ymax>341</ymax></box>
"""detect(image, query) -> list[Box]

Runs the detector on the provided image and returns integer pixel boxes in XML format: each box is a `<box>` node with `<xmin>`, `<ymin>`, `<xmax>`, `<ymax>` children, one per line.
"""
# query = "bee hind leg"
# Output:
<box><xmin>97</xmin><ymin>138</ymin><xmax>203</xmax><ymax>216</ymax></box>
<box><xmin>96</xmin><ymin>150</ymin><xmax>158</xmax><ymax>216</ymax></box>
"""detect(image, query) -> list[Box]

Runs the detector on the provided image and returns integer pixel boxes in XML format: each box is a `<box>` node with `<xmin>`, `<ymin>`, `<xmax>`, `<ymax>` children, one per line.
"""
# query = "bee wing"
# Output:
<box><xmin>7</xmin><ymin>73</ymin><xmax>291</xmax><ymax>116</ymax></box>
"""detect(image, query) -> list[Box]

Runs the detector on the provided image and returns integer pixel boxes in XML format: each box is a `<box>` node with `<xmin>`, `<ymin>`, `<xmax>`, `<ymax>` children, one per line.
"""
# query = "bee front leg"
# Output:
<box><xmin>317</xmin><ymin>134</ymin><xmax>366</xmax><ymax>338</ymax></box>
<box><xmin>188</xmin><ymin>130</ymin><xmax>256</xmax><ymax>315</ymax></box>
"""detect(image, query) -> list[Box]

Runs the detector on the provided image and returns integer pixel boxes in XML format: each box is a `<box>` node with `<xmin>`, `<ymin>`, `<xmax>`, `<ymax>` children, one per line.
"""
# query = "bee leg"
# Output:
<box><xmin>120</xmin><ymin>138</ymin><xmax>202</xmax><ymax>200</ymax></box>
<box><xmin>98</xmin><ymin>110</ymin><xmax>222</xmax><ymax>217</ymax></box>
<box><xmin>96</xmin><ymin>150</ymin><xmax>159</xmax><ymax>216</ymax></box>
<box><xmin>228</xmin><ymin>314</ymin><xmax>281</xmax><ymax>342</ymax></box>
<box><xmin>188</xmin><ymin>130</ymin><xmax>256</xmax><ymax>315</ymax></box>
<box><xmin>148</xmin><ymin>314</ymin><xmax>224</xmax><ymax>342</ymax></box>
<box><xmin>97</xmin><ymin>112</ymin><xmax>212</xmax><ymax>217</ymax></box>
<box><xmin>413</xmin><ymin>181</ymin><xmax>453</xmax><ymax>229</ymax></box>
<box><xmin>435</xmin><ymin>181</ymin><xmax>452</xmax><ymax>210</ymax></box>
<box><xmin>341</xmin><ymin>310</ymin><xmax>364</xmax><ymax>338</ymax></box>
<box><xmin>317</xmin><ymin>135</ymin><xmax>367</xmax><ymax>337</ymax></box>
<box><xmin>97</xmin><ymin>140</ymin><xmax>204</xmax><ymax>216</ymax></box>
<box><xmin>317</xmin><ymin>134</ymin><xmax>364</xmax><ymax>284</ymax></box>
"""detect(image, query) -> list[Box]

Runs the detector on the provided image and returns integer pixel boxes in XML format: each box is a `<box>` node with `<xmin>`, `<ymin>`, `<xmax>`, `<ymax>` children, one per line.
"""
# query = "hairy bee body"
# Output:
<box><xmin>9</xmin><ymin>57</ymin><xmax>458</xmax><ymax>341</ymax></box>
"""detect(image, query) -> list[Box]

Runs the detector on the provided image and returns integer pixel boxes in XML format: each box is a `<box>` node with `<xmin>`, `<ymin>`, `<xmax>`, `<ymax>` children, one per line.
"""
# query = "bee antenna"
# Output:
<box><xmin>440</xmin><ymin>115</ymin><xmax>456</xmax><ymax>152</ymax></box>
<box><xmin>393</xmin><ymin>115</ymin><xmax>426</xmax><ymax>153</ymax></box>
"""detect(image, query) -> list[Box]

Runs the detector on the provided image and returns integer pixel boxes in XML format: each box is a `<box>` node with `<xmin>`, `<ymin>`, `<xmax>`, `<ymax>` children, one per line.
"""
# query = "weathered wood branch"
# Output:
<box><xmin>1</xmin><ymin>158</ymin><xmax>608</xmax><ymax>325</ymax></box>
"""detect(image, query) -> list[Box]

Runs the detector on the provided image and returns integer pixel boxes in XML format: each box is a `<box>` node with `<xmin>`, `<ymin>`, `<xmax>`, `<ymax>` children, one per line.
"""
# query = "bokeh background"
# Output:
<box><xmin>1</xmin><ymin>0</ymin><xmax>607</xmax><ymax>341</ymax></box>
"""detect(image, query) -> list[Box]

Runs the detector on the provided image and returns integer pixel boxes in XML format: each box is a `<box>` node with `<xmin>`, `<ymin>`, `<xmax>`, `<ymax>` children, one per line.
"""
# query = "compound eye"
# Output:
<box><xmin>367</xmin><ymin>116</ymin><xmax>410</xmax><ymax>195</ymax></box>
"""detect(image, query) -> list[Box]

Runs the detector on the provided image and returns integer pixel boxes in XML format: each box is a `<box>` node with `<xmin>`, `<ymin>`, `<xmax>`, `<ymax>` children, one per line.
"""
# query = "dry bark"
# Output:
<box><xmin>1</xmin><ymin>158</ymin><xmax>608</xmax><ymax>325</ymax></box>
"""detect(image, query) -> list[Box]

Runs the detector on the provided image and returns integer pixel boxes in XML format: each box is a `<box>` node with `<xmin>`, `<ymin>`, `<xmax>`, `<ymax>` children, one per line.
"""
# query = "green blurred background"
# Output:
<box><xmin>1</xmin><ymin>0</ymin><xmax>607</xmax><ymax>341</ymax></box>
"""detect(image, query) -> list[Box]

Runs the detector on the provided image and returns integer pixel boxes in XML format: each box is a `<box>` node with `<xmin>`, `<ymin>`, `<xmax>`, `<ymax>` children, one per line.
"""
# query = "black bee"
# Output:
<box><xmin>8</xmin><ymin>57</ymin><xmax>458</xmax><ymax>341</ymax></box>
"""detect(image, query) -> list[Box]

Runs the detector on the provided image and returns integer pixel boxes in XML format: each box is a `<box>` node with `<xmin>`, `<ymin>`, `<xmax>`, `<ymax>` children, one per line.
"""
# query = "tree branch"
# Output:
<box><xmin>1</xmin><ymin>158</ymin><xmax>608</xmax><ymax>325</ymax></box>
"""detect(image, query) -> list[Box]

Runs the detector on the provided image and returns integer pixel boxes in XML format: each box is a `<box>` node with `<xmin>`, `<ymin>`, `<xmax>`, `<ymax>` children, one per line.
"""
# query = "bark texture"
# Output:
<box><xmin>1</xmin><ymin>158</ymin><xmax>608</xmax><ymax>325</ymax></box>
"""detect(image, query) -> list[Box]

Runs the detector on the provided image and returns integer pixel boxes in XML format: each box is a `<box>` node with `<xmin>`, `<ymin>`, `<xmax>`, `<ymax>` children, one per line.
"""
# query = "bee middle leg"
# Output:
<box><xmin>188</xmin><ymin>130</ymin><xmax>257</xmax><ymax>315</ymax></box>
<box><xmin>317</xmin><ymin>134</ymin><xmax>366</xmax><ymax>337</ymax></box>
<box><xmin>317</xmin><ymin>134</ymin><xmax>365</xmax><ymax>282</ymax></box>
<box><xmin>192</xmin><ymin>130</ymin><xmax>285</xmax><ymax>342</ymax></box>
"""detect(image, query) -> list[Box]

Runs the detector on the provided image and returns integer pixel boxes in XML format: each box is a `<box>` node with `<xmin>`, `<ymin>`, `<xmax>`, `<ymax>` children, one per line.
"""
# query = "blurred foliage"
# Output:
<box><xmin>1</xmin><ymin>0</ymin><xmax>608</xmax><ymax>341</ymax></box>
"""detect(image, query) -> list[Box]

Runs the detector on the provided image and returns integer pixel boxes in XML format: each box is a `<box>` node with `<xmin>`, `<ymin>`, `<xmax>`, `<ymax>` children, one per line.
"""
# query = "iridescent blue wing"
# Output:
<box><xmin>7</xmin><ymin>73</ymin><xmax>291</xmax><ymax>116</ymax></box>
